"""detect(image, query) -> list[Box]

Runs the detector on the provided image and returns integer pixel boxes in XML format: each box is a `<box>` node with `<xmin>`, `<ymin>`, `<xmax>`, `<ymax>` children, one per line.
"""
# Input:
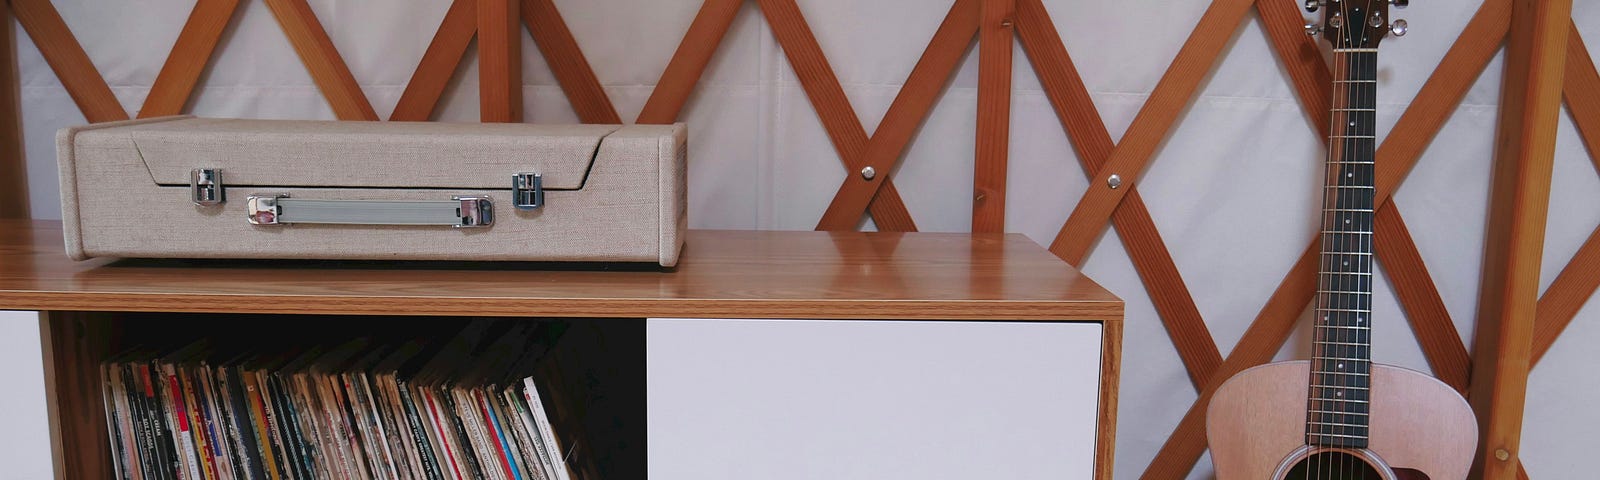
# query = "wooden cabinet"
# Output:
<box><xmin>0</xmin><ymin>220</ymin><xmax>1123</xmax><ymax>479</ymax></box>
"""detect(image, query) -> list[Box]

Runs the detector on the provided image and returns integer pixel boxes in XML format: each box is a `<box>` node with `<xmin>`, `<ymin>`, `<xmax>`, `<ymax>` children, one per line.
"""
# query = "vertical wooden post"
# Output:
<box><xmin>972</xmin><ymin>0</ymin><xmax>1013</xmax><ymax>233</ymax></box>
<box><xmin>0</xmin><ymin>2</ymin><xmax>28</xmax><ymax>220</ymax></box>
<box><xmin>478</xmin><ymin>0</ymin><xmax>522</xmax><ymax>122</ymax></box>
<box><xmin>1468</xmin><ymin>0</ymin><xmax>1572</xmax><ymax>479</ymax></box>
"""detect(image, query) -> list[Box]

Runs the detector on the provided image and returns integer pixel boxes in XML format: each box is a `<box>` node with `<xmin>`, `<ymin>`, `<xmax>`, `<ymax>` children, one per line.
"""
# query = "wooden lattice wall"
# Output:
<box><xmin>2</xmin><ymin>1</ymin><xmax>1598</xmax><ymax>479</ymax></box>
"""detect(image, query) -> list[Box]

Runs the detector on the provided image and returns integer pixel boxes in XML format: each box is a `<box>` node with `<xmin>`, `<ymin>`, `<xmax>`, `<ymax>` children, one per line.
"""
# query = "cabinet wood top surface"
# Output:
<box><xmin>0</xmin><ymin>220</ymin><xmax>1122</xmax><ymax>320</ymax></box>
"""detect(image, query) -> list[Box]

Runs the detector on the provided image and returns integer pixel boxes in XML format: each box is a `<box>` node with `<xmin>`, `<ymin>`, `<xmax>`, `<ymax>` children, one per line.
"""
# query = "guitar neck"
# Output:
<box><xmin>1308</xmin><ymin>49</ymin><xmax>1378</xmax><ymax>449</ymax></box>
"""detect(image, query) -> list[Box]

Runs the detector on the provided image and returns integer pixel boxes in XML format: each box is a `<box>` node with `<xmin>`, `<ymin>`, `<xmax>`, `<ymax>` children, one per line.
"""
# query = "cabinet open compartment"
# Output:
<box><xmin>42</xmin><ymin>312</ymin><xmax>645</xmax><ymax>480</ymax></box>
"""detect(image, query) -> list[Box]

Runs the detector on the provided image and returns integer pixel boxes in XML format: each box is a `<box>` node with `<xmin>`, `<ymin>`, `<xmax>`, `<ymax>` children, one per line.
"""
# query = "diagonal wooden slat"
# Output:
<box><xmin>1533</xmin><ymin>223</ymin><xmax>1600</xmax><ymax>365</ymax></box>
<box><xmin>263</xmin><ymin>0</ymin><xmax>378</xmax><ymax>120</ymax></box>
<box><xmin>1140</xmin><ymin>2</ymin><xmax>1513</xmax><ymax>477</ymax></box>
<box><xmin>140</xmin><ymin>0</ymin><xmax>241</xmax><ymax>118</ymax></box>
<box><xmin>1</xmin><ymin>3</ymin><xmax>26</xmax><ymax>219</ymax></box>
<box><xmin>1140</xmin><ymin>242</ymin><xmax>1318</xmax><ymax>480</ymax></box>
<box><xmin>1468</xmin><ymin>0</ymin><xmax>1572</xmax><ymax>477</ymax></box>
<box><xmin>1254</xmin><ymin>0</ymin><xmax>1331</xmax><ymax>136</ymax></box>
<box><xmin>1015</xmin><ymin>0</ymin><xmax>1219</xmax><ymax>388</ymax></box>
<box><xmin>1375</xmin><ymin>204</ymin><xmax>1471</xmax><ymax>391</ymax></box>
<box><xmin>1565</xmin><ymin>23</ymin><xmax>1600</xmax><ymax>173</ymax></box>
<box><xmin>755</xmin><ymin>0</ymin><xmax>917</xmax><ymax>232</ymax></box>
<box><xmin>391</xmin><ymin>0</ymin><xmax>476</xmax><ymax>122</ymax></box>
<box><xmin>972</xmin><ymin>0</ymin><xmax>1014</xmax><ymax>233</ymax></box>
<box><xmin>9</xmin><ymin>0</ymin><xmax>127</xmax><ymax>123</ymax></box>
<box><xmin>1532</xmin><ymin>23</ymin><xmax>1600</xmax><ymax>365</ymax></box>
<box><xmin>636</xmin><ymin>0</ymin><xmax>743</xmax><ymax>124</ymax></box>
<box><xmin>522</xmin><ymin>0</ymin><xmax>619</xmax><ymax>124</ymax></box>
<box><xmin>1377</xmin><ymin>0</ymin><xmax>1512</xmax><ymax>196</ymax></box>
<box><xmin>1049</xmin><ymin>0</ymin><xmax>1256</xmax><ymax>264</ymax></box>
<box><xmin>814</xmin><ymin>0</ymin><xmax>979</xmax><ymax>231</ymax></box>
<box><xmin>478</xmin><ymin>0</ymin><xmax>522</xmax><ymax>122</ymax></box>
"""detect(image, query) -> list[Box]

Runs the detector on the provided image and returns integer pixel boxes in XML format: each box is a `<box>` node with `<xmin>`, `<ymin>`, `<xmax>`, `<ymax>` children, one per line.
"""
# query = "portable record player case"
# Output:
<box><xmin>57</xmin><ymin>116</ymin><xmax>687</xmax><ymax>266</ymax></box>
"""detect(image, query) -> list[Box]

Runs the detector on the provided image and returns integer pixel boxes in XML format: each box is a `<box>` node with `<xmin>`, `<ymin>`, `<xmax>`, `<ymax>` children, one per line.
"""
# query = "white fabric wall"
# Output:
<box><xmin>6</xmin><ymin>0</ymin><xmax>1600</xmax><ymax>478</ymax></box>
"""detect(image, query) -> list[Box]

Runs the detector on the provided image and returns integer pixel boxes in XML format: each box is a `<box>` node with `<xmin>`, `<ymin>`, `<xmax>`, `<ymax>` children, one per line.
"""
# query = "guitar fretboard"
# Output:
<box><xmin>1307</xmin><ymin>49</ymin><xmax>1377</xmax><ymax>450</ymax></box>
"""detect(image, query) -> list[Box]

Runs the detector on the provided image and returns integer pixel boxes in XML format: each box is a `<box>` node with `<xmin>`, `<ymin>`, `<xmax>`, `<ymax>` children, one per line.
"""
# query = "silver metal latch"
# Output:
<box><xmin>513</xmin><ymin>173</ymin><xmax>544</xmax><ymax>210</ymax></box>
<box><xmin>246</xmin><ymin>193</ymin><xmax>494</xmax><ymax>228</ymax></box>
<box><xmin>454</xmin><ymin>196</ymin><xmax>493</xmax><ymax>227</ymax></box>
<box><xmin>190</xmin><ymin>168</ymin><xmax>223</xmax><ymax>206</ymax></box>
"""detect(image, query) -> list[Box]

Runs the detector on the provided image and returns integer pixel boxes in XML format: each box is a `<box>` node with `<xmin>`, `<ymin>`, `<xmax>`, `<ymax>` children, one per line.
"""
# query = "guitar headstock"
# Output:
<box><xmin>1304</xmin><ymin>0</ymin><xmax>1408</xmax><ymax>49</ymax></box>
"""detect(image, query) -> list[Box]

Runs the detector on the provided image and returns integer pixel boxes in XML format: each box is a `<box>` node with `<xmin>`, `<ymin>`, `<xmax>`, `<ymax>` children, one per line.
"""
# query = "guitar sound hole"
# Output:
<box><xmin>1283</xmin><ymin>451</ymin><xmax>1384</xmax><ymax>480</ymax></box>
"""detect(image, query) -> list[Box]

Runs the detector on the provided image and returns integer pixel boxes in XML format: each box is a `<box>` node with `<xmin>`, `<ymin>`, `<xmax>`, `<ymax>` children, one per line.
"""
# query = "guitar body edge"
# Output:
<box><xmin>1206</xmin><ymin>361</ymin><xmax>1477</xmax><ymax>479</ymax></box>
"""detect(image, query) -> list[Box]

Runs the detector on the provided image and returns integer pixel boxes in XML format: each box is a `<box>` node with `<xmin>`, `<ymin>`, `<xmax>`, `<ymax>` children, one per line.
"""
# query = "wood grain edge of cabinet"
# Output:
<box><xmin>38</xmin><ymin>312</ymin><xmax>63</xmax><ymax>480</ymax></box>
<box><xmin>1096</xmin><ymin>318</ymin><xmax>1122</xmax><ymax>480</ymax></box>
<box><xmin>39</xmin><ymin>310</ymin><xmax>114</xmax><ymax>480</ymax></box>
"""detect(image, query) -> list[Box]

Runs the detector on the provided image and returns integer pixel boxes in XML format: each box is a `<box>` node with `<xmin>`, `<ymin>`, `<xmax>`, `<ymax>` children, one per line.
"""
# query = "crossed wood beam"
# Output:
<box><xmin>4</xmin><ymin>0</ymin><xmax>1599</xmax><ymax>479</ymax></box>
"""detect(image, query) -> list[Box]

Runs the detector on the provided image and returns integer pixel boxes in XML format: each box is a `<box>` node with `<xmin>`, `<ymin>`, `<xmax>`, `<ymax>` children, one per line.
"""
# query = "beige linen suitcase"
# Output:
<box><xmin>58</xmin><ymin>116</ymin><xmax>687</xmax><ymax>266</ymax></box>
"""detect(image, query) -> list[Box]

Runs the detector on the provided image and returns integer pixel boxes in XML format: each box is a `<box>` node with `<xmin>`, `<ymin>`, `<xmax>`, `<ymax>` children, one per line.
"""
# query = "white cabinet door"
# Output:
<box><xmin>647</xmin><ymin>318</ymin><xmax>1104</xmax><ymax>480</ymax></box>
<box><xmin>0</xmin><ymin>311</ymin><xmax>51</xmax><ymax>480</ymax></box>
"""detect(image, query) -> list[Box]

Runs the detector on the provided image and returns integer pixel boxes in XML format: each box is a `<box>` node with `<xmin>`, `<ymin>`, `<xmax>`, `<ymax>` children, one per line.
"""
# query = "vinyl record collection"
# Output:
<box><xmin>99</xmin><ymin>319</ymin><xmax>578</xmax><ymax>480</ymax></box>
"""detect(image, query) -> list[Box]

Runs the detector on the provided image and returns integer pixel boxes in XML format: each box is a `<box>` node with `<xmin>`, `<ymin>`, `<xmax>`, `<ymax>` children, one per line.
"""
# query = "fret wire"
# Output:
<box><xmin>1312</xmin><ymin>370</ymin><xmax>1369</xmax><ymax>375</ymax></box>
<box><xmin>1311</xmin><ymin>409</ymin><xmax>1370</xmax><ymax>415</ymax></box>
<box><xmin>1308</xmin><ymin>432</ymin><xmax>1369</xmax><ymax>439</ymax></box>
<box><xmin>1318</xmin><ymin>272</ymin><xmax>1373</xmax><ymax>276</ymax></box>
<box><xmin>1314</xmin><ymin>340</ymin><xmax>1370</xmax><ymax>346</ymax></box>
<box><xmin>1333</xmin><ymin>48</ymin><xmax>1379</xmax><ymax>53</ymax></box>
<box><xmin>1321</xmin><ymin>231</ymin><xmax>1374</xmax><ymax>235</ymax></box>
<box><xmin>1314</xmin><ymin>356</ymin><xmax>1372</xmax><ymax>361</ymax></box>
<box><xmin>1332</xmin><ymin>108</ymin><xmax>1376</xmax><ymax>112</ymax></box>
<box><xmin>1326</xmin><ymin>185</ymin><xmax>1376</xmax><ymax>189</ymax></box>
<box><xmin>1311</xmin><ymin>397</ymin><xmax>1371</xmax><ymax>403</ymax></box>
<box><xmin>1329</xmin><ymin>135</ymin><xmax>1376</xmax><ymax>139</ymax></box>
<box><xmin>1315</xmin><ymin>325</ymin><xmax>1371</xmax><ymax>330</ymax></box>
<box><xmin>1322</xmin><ymin>208</ymin><xmax>1375</xmax><ymax>212</ymax></box>
<box><xmin>1309</xmin><ymin>421</ymin><xmax>1369</xmax><ymax>428</ymax></box>
<box><xmin>1334</xmin><ymin>80</ymin><xmax>1377</xmax><ymax>83</ymax></box>
<box><xmin>1315</xmin><ymin>307</ymin><xmax>1372</xmax><ymax>313</ymax></box>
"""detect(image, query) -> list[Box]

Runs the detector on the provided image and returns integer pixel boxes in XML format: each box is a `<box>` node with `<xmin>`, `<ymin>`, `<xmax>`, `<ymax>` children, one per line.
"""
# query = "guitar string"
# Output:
<box><xmin>1312</xmin><ymin>0</ymin><xmax>1344</xmax><ymax>475</ymax></box>
<box><xmin>1345</xmin><ymin>11</ymin><xmax>1355</xmax><ymax>478</ymax></box>
<box><xmin>1348</xmin><ymin>7</ymin><xmax>1359</xmax><ymax>478</ymax></box>
<box><xmin>1357</xmin><ymin>3</ymin><xmax>1375</xmax><ymax>479</ymax></box>
<box><xmin>1329</xmin><ymin>0</ymin><xmax>1356</xmax><ymax>476</ymax></box>
<box><xmin>1349</xmin><ymin>3</ymin><xmax>1378</xmax><ymax>478</ymax></box>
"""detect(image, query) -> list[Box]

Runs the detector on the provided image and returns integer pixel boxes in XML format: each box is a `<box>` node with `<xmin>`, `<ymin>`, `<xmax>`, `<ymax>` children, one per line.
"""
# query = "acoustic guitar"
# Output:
<box><xmin>1205</xmin><ymin>1</ymin><xmax>1478</xmax><ymax>479</ymax></box>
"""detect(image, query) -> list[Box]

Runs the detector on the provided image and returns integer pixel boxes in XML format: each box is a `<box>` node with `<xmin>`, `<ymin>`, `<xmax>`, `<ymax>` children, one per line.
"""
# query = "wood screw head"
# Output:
<box><xmin>1108</xmin><ymin>174</ymin><xmax>1123</xmax><ymax>189</ymax></box>
<box><xmin>1000</xmin><ymin>19</ymin><xmax>1013</xmax><ymax>28</ymax></box>
<box><xmin>860</xmin><ymin>166</ymin><xmax>877</xmax><ymax>181</ymax></box>
<box><xmin>1495</xmin><ymin>449</ymin><xmax>1510</xmax><ymax>461</ymax></box>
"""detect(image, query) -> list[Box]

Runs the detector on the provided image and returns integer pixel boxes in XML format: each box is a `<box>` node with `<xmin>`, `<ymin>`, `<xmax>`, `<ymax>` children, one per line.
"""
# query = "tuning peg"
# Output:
<box><xmin>1391</xmin><ymin>0</ymin><xmax>1409</xmax><ymax>8</ymax></box>
<box><xmin>1305</xmin><ymin>0</ymin><xmax>1322</xmax><ymax>12</ymax></box>
<box><xmin>1305</xmin><ymin>23</ymin><xmax>1321</xmax><ymax>36</ymax></box>
<box><xmin>1390</xmin><ymin>19</ymin><xmax>1408</xmax><ymax>37</ymax></box>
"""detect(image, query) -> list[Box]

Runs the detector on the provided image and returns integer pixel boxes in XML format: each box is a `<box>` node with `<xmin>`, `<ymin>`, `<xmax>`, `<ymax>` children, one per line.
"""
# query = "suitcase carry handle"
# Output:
<box><xmin>246</xmin><ymin>193</ymin><xmax>494</xmax><ymax>228</ymax></box>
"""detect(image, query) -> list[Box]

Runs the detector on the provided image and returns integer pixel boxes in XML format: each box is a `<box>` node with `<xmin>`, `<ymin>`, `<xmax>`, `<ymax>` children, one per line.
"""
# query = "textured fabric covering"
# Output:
<box><xmin>58</xmin><ymin>117</ymin><xmax>687</xmax><ymax>265</ymax></box>
<box><xmin>127</xmin><ymin>118</ymin><xmax>617</xmax><ymax>189</ymax></box>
